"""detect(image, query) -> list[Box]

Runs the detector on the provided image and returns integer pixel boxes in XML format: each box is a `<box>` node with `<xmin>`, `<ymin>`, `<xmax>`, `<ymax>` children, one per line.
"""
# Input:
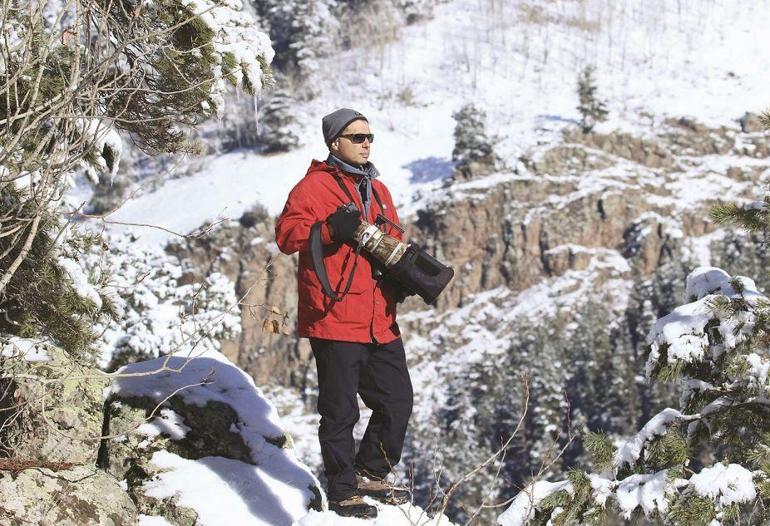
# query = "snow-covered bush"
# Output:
<box><xmin>499</xmin><ymin>266</ymin><xmax>770</xmax><ymax>526</ymax></box>
<box><xmin>256</xmin><ymin>89</ymin><xmax>302</xmax><ymax>152</ymax></box>
<box><xmin>256</xmin><ymin>0</ymin><xmax>338</xmax><ymax>75</ymax></box>
<box><xmin>220</xmin><ymin>88</ymin><xmax>301</xmax><ymax>153</ymax></box>
<box><xmin>451</xmin><ymin>103</ymin><xmax>500</xmax><ymax>179</ymax></box>
<box><xmin>90</xmin><ymin>234</ymin><xmax>241</xmax><ymax>370</ymax></box>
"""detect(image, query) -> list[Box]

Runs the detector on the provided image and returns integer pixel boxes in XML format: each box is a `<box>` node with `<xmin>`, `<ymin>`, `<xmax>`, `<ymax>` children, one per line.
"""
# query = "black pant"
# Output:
<box><xmin>310</xmin><ymin>337</ymin><xmax>413</xmax><ymax>501</ymax></box>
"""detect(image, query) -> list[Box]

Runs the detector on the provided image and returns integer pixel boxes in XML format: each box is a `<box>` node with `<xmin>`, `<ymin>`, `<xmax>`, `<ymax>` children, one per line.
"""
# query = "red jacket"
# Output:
<box><xmin>275</xmin><ymin>160</ymin><xmax>403</xmax><ymax>344</ymax></box>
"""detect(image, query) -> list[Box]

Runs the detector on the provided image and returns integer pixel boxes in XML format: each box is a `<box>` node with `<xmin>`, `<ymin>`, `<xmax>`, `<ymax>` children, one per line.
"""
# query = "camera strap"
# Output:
<box><xmin>310</xmin><ymin>221</ymin><xmax>360</xmax><ymax>302</ymax></box>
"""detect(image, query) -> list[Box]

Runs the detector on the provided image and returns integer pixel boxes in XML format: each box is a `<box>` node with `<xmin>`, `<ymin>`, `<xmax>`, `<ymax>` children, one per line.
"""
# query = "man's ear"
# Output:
<box><xmin>330</xmin><ymin>139</ymin><xmax>339</xmax><ymax>153</ymax></box>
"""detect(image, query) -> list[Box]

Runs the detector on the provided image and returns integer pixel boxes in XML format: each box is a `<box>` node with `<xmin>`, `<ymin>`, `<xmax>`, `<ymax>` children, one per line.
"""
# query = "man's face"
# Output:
<box><xmin>330</xmin><ymin>119</ymin><xmax>372</xmax><ymax>165</ymax></box>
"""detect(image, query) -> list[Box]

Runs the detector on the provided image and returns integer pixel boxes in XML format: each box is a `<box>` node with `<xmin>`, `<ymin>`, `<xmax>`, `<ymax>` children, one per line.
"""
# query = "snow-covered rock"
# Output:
<box><xmin>101</xmin><ymin>348</ymin><xmax>322</xmax><ymax>525</ymax></box>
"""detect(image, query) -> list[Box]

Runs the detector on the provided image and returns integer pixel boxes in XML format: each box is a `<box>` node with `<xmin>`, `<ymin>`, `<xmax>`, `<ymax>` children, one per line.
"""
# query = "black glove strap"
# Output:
<box><xmin>310</xmin><ymin>221</ymin><xmax>360</xmax><ymax>303</ymax></box>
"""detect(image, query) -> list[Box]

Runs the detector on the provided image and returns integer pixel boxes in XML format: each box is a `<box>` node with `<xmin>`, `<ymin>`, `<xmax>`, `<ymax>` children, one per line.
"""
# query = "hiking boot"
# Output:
<box><xmin>328</xmin><ymin>495</ymin><xmax>378</xmax><ymax>519</ymax></box>
<box><xmin>356</xmin><ymin>473</ymin><xmax>411</xmax><ymax>505</ymax></box>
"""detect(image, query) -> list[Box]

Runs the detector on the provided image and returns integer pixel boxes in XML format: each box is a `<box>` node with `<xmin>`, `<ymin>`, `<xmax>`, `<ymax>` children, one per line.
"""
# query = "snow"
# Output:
<box><xmin>613</xmin><ymin>408</ymin><xmax>682</xmax><ymax>469</ymax></box>
<box><xmin>138</xmin><ymin>515</ymin><xmax>173</xmax><ymax>526</ymax></box>
<box><xmin>59</xmin><ymin>257</ymin><xmax>103</xmax><ymax>311</ymax></box>
<box><xmin>261</xmin><ymin>386</ymin><xmax>322</xmax><ymax>474</ymax></box>
<box><xmin>685</xmin><ymin>266</ymin><xmax>759</xmax><ymax>301</ymax></box>
<box><xmin>109</xmin><ymin>348</ymin><xmax>322</xmax><ymax>524</ymax></box>
<box><xmin>496</xmin><ymin>480</ymin><xmax>572</xmax><ymax>526</ymax></box>
<box><xmin>690</xmin><ymin>463</ymin><xmax>757</xmax><ymax>507</ymax></box>
<box><xmin>0</xmin><ymin>337</ymin><xmax>50</xmax><ymax>362</ymax></box>
<box><xmin>647</xmin><ymin>301</ymin><xmax>712</xmax><ymax>365</ymax></box>
<box><xmin>746</xmin><ymin>353</ymin><xmax>770</xmax><ymax>392</ymax></box>
<box><xmin>615</xmin><ymin>470</ymin><xmax>671</xmax><ymax>519</ymax></box>
<box><xmin>588</xmin><ymin>474</ymin><xmax>613</xmax><ymax>507</ymax></box>
<box><xmin>136</xmin><ymin>408</ymin><xmax>191</xmax><ymax>447</ymax></box>
<box><xmin>111</xmin><ymin>349</ymin><xmax>305</xmax><ymax>466</ymax></box>
<box><xmin>74</xmin><ymin>118</ymin><xmax>123</xmax><ymax>183</ymax></box>
<box><xmin>143</xmin><ymin>450</ymin><xmax>312</xmax><ymax>526</ymax></box>
<box><xmin>647</xmin><ymin>267</ymin><xmax>763</xmax><ymax>376</ymax></box>
<box><xmin>108</xmin><ymin>350</ymin><xmax>458</xmax><ymax>525</ymax></box>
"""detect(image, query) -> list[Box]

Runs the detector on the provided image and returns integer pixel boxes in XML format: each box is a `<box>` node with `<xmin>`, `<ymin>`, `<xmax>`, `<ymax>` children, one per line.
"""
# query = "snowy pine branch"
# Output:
<box><xmin>499</xmin><ymin>266</ymin><xmax>770</xmax><ymax>526</ymax></box>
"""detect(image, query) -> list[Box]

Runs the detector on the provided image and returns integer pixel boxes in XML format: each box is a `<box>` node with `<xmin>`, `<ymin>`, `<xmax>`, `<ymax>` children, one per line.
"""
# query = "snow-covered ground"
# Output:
<box><xmin>77</xmin><ymin>0</ymin><xmax>770</xmax><ymax>246</ymax></box>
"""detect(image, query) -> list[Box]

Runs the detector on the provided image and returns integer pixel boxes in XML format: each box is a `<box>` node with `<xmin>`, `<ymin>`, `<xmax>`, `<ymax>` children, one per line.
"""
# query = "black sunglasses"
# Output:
<box><xmin>338</xmin><ymin>133</ymin><xmax>374</xmax><ymax>144</ymax></box>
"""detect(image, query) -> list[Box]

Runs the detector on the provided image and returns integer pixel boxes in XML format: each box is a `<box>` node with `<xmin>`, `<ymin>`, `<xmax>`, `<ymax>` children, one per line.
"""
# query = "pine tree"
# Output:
<box><xmin>0</xmin><ymin>0</ymin><xmax>272</xmax><ymax>359</ymax></box>
<box><xmin>219</xmin><ymin>96</ymin><xmax>261</xmax><ymax>152</ymax></box>
<box><xmin>257</xmin><ymin>0</ymin><xmax>338</xmax><ymax>76</ymax></box>
<box><xmin>451</xmin><ymin>103</ymin><xmax>499</xmax><ymax>179</ymax></box>
<box><xmin>257</xmin><ymin>89</ymin><xmax>302</xmax><ymax>152</ymax></box>
<box><xmin>220</xmin><ymin>88</ymin><xmax>301</xmax><ymax>153</ymax></box>
<box><xmin>501</xmin><ymin>267</ymin><xmax>770</xmax><ymax>525</ymax></box>
<box><xmin>576</xmin><ymin>66</ymin><xmax>609</xmax><ymax>134</ymax></box>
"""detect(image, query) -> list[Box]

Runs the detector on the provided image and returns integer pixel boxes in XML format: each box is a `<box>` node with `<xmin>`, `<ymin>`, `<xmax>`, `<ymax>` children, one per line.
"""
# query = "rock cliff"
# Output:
<box><xmin>170</xmin><ymin>116</ymin><xmax>770</xmax><ymax>387</ymax></box>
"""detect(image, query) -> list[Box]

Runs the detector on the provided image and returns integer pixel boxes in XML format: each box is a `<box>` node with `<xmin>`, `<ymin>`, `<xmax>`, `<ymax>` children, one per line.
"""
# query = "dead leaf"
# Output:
<box><xmin>262</xmin><ymin>319</ymin><xmax>280</xmax><ymax>334</ymax></box>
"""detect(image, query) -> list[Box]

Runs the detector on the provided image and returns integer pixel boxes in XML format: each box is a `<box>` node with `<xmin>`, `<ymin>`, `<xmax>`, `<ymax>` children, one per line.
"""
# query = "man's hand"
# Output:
<box><xmin>327</xmin><ymin>204</ymin><xmax>362</xmax><ymax>243</ymax></box>
<box><xmin>380</xmin><ymin>274</ymin><xmax>415</xmax><ymax>304</ymax></box>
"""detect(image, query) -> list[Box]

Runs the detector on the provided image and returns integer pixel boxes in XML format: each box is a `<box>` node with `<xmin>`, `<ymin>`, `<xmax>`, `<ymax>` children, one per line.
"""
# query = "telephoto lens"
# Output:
<box><xmin>351</xmin><ymin>219</ymin><xmax>454</xmax><ymax>305</ymax></box>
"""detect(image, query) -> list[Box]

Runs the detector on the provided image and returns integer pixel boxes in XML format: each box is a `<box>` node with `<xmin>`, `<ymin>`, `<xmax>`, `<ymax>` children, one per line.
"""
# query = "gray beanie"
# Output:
<box><xmin>322</xmin><ymin>108</ymin><xmax>367</xmax><ymax>146</ymax></box>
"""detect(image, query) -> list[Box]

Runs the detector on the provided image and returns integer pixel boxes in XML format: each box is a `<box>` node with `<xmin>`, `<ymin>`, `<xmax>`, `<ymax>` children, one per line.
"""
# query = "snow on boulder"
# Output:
<box><xmin>685</xmin><ymin>267</ymin><xmax>732</xmax><ymax>300</ymax></box>
<box><xmin>100</xmin><ymin>348</ymin><xmax>322</xmax><ymax>526</ymax></box>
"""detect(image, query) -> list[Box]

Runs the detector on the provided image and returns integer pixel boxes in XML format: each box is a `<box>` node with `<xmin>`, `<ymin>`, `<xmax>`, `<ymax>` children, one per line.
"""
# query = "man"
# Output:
<box><xmin>275</xmin><ymin>108</ymin><xmax>413</xmax><ymax>519</ymax></box>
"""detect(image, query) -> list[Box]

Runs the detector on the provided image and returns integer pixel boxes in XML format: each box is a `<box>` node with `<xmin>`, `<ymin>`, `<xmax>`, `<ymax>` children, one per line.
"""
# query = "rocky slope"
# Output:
<box><xmin>172</xmin><ymin>114</ymin><xmax>770</xmax><ymax>382</ymax></box>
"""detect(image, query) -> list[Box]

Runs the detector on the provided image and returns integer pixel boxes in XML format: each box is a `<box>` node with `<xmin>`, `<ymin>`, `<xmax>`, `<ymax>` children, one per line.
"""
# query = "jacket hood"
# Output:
<box><xmin>306</xmin><ymin>159</ymin><xmax>336</xmax><ymax>175</ymax></box>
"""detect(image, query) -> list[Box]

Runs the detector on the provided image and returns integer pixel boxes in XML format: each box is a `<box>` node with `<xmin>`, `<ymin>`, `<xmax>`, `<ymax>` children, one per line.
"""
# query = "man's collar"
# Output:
<box><xmin>327</xmin><ymin>154</ymin><xmax>379</xmax><ymax>179</ymax></box>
